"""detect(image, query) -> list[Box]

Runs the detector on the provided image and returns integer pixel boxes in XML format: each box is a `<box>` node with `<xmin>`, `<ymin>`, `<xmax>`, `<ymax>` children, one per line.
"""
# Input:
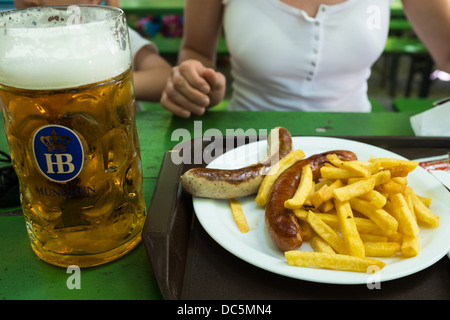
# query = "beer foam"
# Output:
<box><xmin>0</xmin><ymin>6</ymin><xmax>131</xmax><ymax>90</ymax></box>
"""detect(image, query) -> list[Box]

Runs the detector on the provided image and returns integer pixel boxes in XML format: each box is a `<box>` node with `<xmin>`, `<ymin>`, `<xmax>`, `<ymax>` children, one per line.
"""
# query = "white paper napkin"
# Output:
<box><xmin>414</xmin><ymin>154</ymin><xmax>450</xmax><ymax>259</ymax></box>
<box><xmin>410</xmin><ymin>99</ymin><xmax>450</xmax><ymax>136</ymax></box>
<box><xmin>415</xmin><ymin>154</ymin><xmax>450</xmax><ymax>189</ymax></box>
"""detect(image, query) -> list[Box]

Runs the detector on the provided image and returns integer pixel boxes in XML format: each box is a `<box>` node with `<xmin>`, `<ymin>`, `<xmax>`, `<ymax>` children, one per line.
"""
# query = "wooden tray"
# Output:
<box><xmin>142</xmin><ymin>136</ymin><xmax>450</xmax><ymax>300</ymax></box>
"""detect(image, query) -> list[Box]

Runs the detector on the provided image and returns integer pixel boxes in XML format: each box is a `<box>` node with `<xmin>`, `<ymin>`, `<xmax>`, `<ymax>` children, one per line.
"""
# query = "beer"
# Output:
<box><xmin>0</xmin><ymin>6</ymin><xmax>146</xmax><ymax>267</ymax></box>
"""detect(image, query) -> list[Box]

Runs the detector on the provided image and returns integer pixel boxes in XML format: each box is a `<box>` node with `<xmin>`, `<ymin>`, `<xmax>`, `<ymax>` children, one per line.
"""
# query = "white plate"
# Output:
<box><xmin>192</xmin><ymin>137</ymin><xmax>450</xmax><ymax>285</ymax></box>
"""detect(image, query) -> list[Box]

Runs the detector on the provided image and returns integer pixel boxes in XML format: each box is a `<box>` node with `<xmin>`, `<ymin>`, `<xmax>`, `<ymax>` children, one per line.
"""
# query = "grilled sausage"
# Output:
<box><xmin>265</xmin><ymin>150</ymin><xmax>357</xmax><ymax>251</ymax></box>
<box><xmin>181</xmin><ymin>127</ymin><xmax>292</xmax><ymax>199</ymax></box>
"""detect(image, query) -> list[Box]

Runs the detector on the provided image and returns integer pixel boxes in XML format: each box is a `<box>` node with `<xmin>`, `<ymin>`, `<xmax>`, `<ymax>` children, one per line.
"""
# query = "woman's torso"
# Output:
<box><xmin>222</xmin><ymin>0</ymin><xmax>392</xmax><ymax>112</ymax></box>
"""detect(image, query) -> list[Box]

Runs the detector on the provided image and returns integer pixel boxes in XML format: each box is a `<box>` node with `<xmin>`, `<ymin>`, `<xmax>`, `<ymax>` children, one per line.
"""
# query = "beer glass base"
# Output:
<box><xmin>30</xmin><ymin>233</ymin><xmax>143</xmax><ymax>268</ymax></box>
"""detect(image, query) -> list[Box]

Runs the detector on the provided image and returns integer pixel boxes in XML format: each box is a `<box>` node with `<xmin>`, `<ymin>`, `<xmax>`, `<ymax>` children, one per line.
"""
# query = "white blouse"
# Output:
<box><xmin>222</xmin><ymin>0</ymin><xmax>393</xmax><ymax>112</ymax></box>
<box><xmin>128</xmin><ymin>27</ymin><xmax>156</xmax><ymax>69</ymax></box>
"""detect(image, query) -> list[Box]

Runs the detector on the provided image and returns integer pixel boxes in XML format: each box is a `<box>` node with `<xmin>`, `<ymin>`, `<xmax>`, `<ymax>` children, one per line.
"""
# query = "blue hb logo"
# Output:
<box><xmin>33</xmin><ymin>125</ymin><xmax>84</xmax><ymax>183</ymax></box>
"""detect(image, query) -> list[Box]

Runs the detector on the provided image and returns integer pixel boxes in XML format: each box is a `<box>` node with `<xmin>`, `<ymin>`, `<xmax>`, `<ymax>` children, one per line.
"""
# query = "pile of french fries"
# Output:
<box><xmin>230</xmin><ymin>149</ymin><xmax>440</xmax><ymax>273</ymax></box>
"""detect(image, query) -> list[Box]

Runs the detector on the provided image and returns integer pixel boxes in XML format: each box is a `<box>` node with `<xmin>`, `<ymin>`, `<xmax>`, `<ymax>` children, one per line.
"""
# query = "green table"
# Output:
<box><xmin>120</xmin><ymin>0</ymin><xmax>184</xmax><ymax>15</ymax></box>
<box><xmin>0</xmin><ymin>109</ymin><xmax>418</xmax><ymax>300</ymax></box>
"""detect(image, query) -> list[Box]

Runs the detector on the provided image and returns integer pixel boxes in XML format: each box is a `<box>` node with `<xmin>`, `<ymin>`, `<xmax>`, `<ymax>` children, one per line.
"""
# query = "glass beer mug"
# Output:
<box><xmin>0</xmin><ymin>6</ymin><xmax>146</xmax><ymax>267</ymax></box>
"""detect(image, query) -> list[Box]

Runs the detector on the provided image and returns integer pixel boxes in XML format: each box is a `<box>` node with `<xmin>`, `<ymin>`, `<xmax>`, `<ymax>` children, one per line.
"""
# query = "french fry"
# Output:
<box><xmin>371</xmin><ymin>170</ymin><xmax>392</xmax><ymax>185</ymax></box>
<box><xmin>401</xmin><ymin>234</ymin><xmax>420</xmax><ymax>257</ymax></box>
<box><xmin>309</xmin><ymin>179</ymin><xmax>343</xmax><ymax>208</ymax></box>
<box><xmin>351</xmin><ymin>217</ymin><xmax>386</xmax><ymax>236</ymax></box>
<box><xmin>349</xmin><ymin>197</ymin><xmax>398</xmax><ymax>235</ymax></box>
<box><xmin>306</xmin><ymin>211</ymin><xmax>347</xmax><ymax>254</ymax></box>
<box><xmin>255</xmin><ymin>149</ymin><xmax>305</xmax><ymax>206</ymax></box>
<box><xmin>370</xmin><ymin>158</ymin><xmax>419</xmax><ymax>173</ymax></box>
<box><xmin>403</xmin><ymin>188</ymin><xmax>416</xmax><ymax>219</ymax></box>
<box><xmin>358</xmin><ymin>189</ymin><xmax>386</xmax><ymax>208</ymax></box>
<box><xmin>376</xmin><ymin>179</ymin><xmax>407</xmax><ymax>194</ymax></box>
<box><xmin>363</xmin><ymin>242</ymin><xmax>401</xmax><ymax>257</ymax></box>
<box><xmin>326</xmin><ymin>153</ymin><xmax>346</xmax><ymax>167</ymax></box>
<box><xmin>357</xmin><ymin>160</ymin><xmax>382</xmax><ymax>174</ymax></box>
<box><xmin>386</xmin><ymin>194</ymin><xmax>419</xmax><ymax>237</ymax></box>
<box><xmin>299</xmin><ymin>220</ymin><xmax>313</xmax><ymax>242</ymax></box>
<box><xmin>284</xmin><ymin>164</ymin><xmax>313</xmax><ymax>209</ymax></box>
<box><xmin>417</xmin><ymin>194</ymin><xmax>432</xmax><ymax>207</ymax></box>
<box><xmin>388</xmin><ymin>231</ymin><xmax>403</xmax><ymax>244</ymax></box>
<box><xmin>392</xmin><ymin>177</ymin><xmax>407</xmax><ymax>185</ymax></box>
<box><xmin>334</xmin><ymin>199</ymin><xmax>365</xmax><ymax>258</ymax></box>
<box><xmin>310</xmin><ymin>235</ymin><xmax>336</xmax><ymax>254</ymax></box>
<box><xmin>314</xmin><ymin>179</ymin><xmax>332</xmax><ymax>191</ymax></box>
<box><xmin>359</xmin><ymin>233</ymin><xmax>388</xmax><ymax>242</ymax></box>
<box><xmin>320</xmin><ymin>199</ymin><xmax>335</xmax><ymax>212</ymax></box>
<box><xmin>326</xmin><ymin>154</ymin><xmax>377</xmax><ymax>178</ymax></box>
<box><xmin>285</xmin><ymin>251</ymin><xmax>385</xmax><ymax>272</ymax></box>
<box><xmin>386</xmin><ymin>165</ymin><xmax>411</xmax><ymax>177</ymax></box>
<box><xmin>303</xmin><ymin>182</ymin><xmax>317</xmax><ymax>207</ymax></box>
<box><xmin>312</xmin><ymin>212</ymin><xmax>386</xmax><ymax>235</ymax></box>
<box><xmin>405</xmin><ymin>187</ymin><xmax>439</xmax><ymax>228</ymax></box>
<box><xmin>333</xmin><ymin>178</ymin><xmax>375</xmax><ymax>202</ymax></box>
<box><xmin>342</xmin><ymin>161</ymin><xmax>373</xmax><ymax>178</ymax></box>
<box><xmin>293</xmin><ymin>208</ymin><xmax>308</xmax><ymax>221</ymax></box>
<box><xmin>308</xmin><ymin>212</ymin><xmax>340</xmax><ymax>229</ymax></box>
<box><xmin>320</xmin><ymin>166</ymin><xmax>360</xmax><ymax>179</ymax></box>
<box><xmin>229</xmin><ymin>199</ymin><xmax>249</xmax><ymax>233</ymax></box>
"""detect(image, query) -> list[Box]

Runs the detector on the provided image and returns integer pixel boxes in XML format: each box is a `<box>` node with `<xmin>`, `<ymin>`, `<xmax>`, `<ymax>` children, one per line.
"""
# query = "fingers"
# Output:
<box><xmin>172</xmin><ymin>65</ymin><xmax>210</xmax><ymax>107</ymax></box>
<box><xmin>161</xmin><ymin>60</ymin><xmax>225</xmax><ymax>118</ymax></box>
<box><xmin>161</xmin><ymin>69</ymin><xmax>208</xmax><ymax>118</ymax></box>
<box><xmin>160</xmin><ymin>62</ymin><xmax>208</xmax><ymax>118</ymax></box>
<box><xmin>202</xmin><ymin>68</ymin><xmax>224</xmax><ymax>91</ymax></box>
<box><xmin>202</xmin><ymin>69</ymin><xmax>226</xmax><ymax>107</ymax></box>
<box><xmin>179</xmin><ymin>61</ymin><xmax>211</xmax><ymax>95</ymax></box>
<box><xmin>161</xmin><ymin>85</ymin><xmax>207</xmax><ymax>118</ymax></box>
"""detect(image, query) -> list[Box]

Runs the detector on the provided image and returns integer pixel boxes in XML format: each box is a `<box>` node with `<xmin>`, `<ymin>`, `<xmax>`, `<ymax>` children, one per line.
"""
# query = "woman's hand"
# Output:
<box><xmin>161</xmin><ymin>59</ymin><xmax>226</xmax><ymax>118</ymax></box>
